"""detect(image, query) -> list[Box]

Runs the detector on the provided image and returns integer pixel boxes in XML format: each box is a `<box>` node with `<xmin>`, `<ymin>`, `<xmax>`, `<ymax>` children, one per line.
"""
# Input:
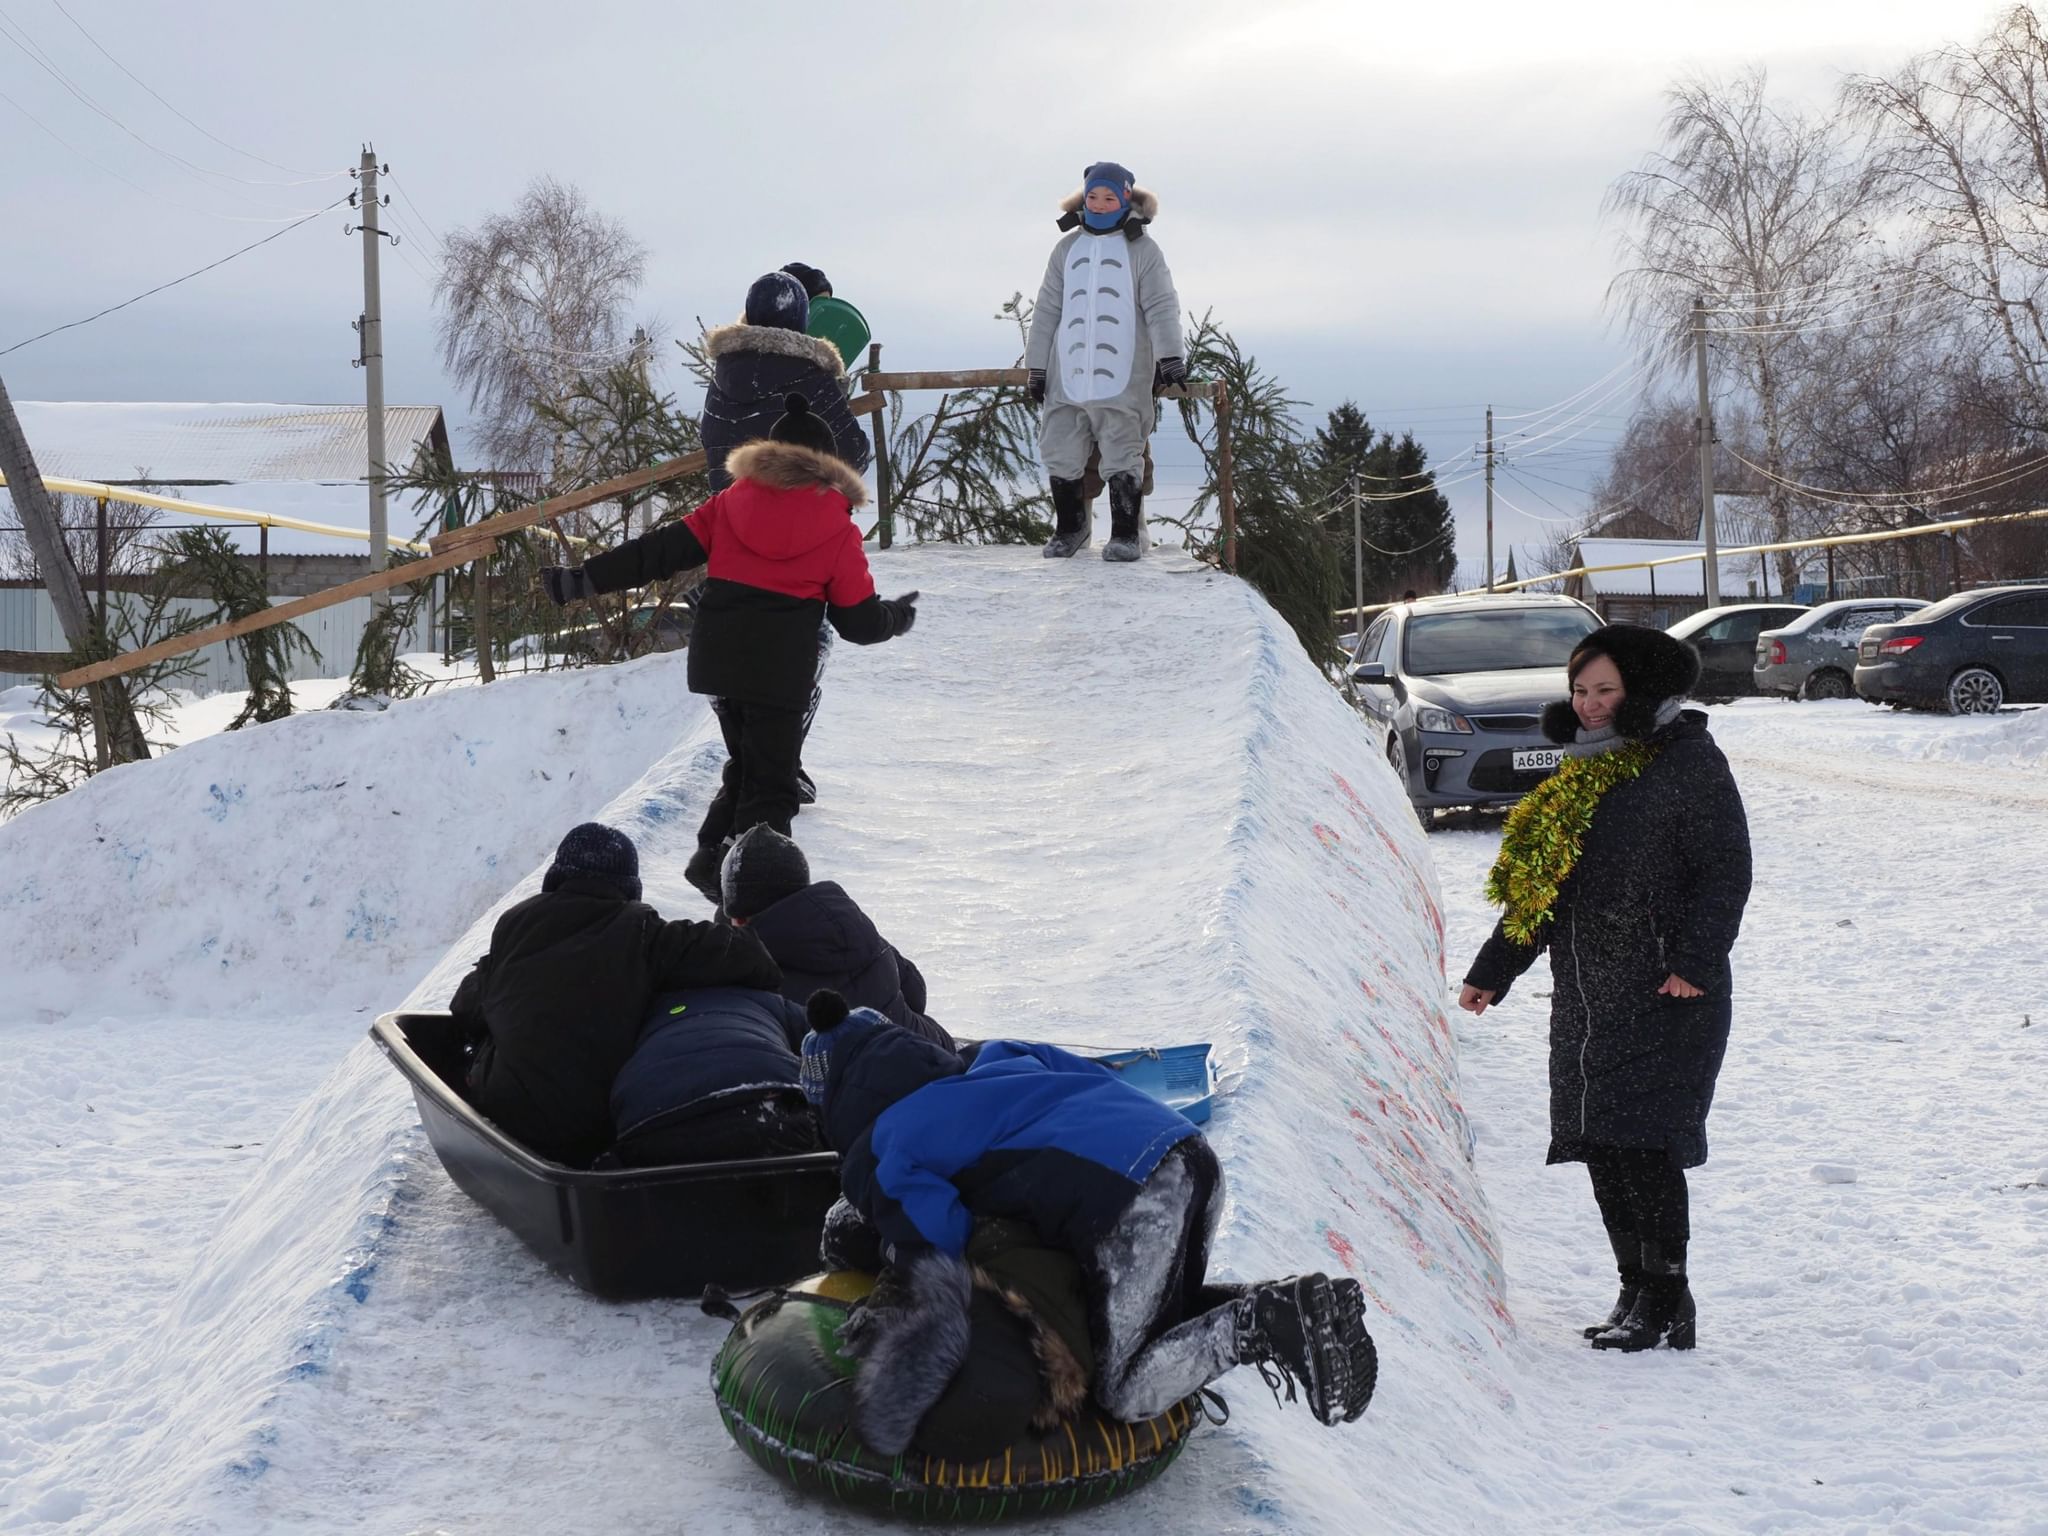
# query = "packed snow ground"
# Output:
<box><xmin>2</xmin><ymin>565</ymin><xmax>2044</xmax><ymax>1534</ymax></box>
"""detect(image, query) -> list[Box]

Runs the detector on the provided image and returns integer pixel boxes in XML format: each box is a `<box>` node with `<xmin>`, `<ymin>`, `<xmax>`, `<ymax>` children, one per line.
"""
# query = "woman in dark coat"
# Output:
<box><xmin>1459</xmin><ymin>624</ymin><xmax>1751</xmax><ymax>1352</ymax></box>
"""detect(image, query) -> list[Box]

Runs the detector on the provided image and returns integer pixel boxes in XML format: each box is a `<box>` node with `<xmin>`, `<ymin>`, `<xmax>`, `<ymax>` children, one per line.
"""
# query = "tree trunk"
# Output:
<box><xmin>0</xmin><ymin>375</ymin><xmax>150</xmax><ymax>761</ymax></box>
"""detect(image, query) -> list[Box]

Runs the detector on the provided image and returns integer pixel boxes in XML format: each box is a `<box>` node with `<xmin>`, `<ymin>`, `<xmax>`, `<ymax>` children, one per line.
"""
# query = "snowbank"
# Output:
<box><xmin>2</xmin><ymin>549</ymin><xmax>1508</xmax><ymax>1534</ymax></box>
<box><xmin>1906</xmin><ymin>703</ymin><xmax>2048</xmax><ymax>767</ymax></box>
<box><xmin>0</xmin><ymin>654</ymin><xmax>706</xmax><ymax>1022</ymax></box>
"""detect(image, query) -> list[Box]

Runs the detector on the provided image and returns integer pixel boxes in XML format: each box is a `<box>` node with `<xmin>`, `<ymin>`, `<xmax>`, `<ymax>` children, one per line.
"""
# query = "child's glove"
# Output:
<box><xmin>539</xmin><ymin>565</ymin><xmax>593</xmax><ymax>607</ymax></box>
<box><xmin>1153</xmin><ymin>356</ymin><xmax>1188</xmax><ymax>394</ymax></box>
<box><xmin>884</xmin><ymin>590</ymin><xmax>920</xmax><ymax>636</ymax></box>
<box><xmin>1025</xmin><ymin>369</ymin><xmax>1047</xmax><ymax>405</ymax></box>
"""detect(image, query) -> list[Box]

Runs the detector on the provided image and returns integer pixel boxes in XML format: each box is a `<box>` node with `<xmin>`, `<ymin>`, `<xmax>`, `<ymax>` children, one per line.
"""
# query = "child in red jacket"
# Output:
<box><xmin>540</xmin><ymin>394</ymin><xmax>917</xmax><ymax>904</ymax></box>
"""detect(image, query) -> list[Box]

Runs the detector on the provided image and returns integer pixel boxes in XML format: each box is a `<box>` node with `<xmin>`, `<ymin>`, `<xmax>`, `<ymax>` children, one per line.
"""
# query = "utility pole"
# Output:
<box><xmin>1484</xmin><ymin>405</ymin><xmax>1494</xmax><ymax>591</ymax></box>
<box><xmin>1693</xmin><ymin>296</ymin><xmax>1721</xmax><ymax>608</ymax></box>
<box><xmin>631</xmin><ymin>326</ymin><xmax>654</xmax><ymax>534</ymax></box>
<box><xmin>356</xmin><ymin>147</ymin><xmax>391</xmax><ymax>603</ymax></box>
<box><xmin>0</xmin><ymin>374</ymin><xmax>149</xmax><ymax>762</ymax></box>
<box><xmin>1351</xmin><ymin>471</ymin><xmax>1365</xmax><ymax>633</ymax></box>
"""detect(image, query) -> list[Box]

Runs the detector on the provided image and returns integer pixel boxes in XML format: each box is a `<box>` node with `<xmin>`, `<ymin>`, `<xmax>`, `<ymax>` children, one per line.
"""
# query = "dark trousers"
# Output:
<box><xmin>1585</xmin><ymin>1148</ymin><xmax>1690</xmax><ymax>1250</ymax></box>
<box><xmin>698</xmin><ymin>697</ymin><xmax>805</xmax><ymax>852</ymax></box>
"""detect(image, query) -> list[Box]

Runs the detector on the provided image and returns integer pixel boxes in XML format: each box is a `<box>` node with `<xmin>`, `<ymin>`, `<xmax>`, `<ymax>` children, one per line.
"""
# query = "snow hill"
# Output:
<box><xmin>2</xmin><ymin>546</ymin><xmax>1525</xmax><ymax>1534</ymax></box>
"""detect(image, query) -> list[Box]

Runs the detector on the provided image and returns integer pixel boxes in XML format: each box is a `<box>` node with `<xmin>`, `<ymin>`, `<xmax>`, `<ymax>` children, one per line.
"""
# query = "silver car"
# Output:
<box><xmin>1348</xmin><ymin>593</ymin><xmax>1601</xmax><ymax>814</ymax></box>
<box><xmin>1753</xmin><ymin>597</ymin><xmax>1927</xmax><ymax>699</ymax></box>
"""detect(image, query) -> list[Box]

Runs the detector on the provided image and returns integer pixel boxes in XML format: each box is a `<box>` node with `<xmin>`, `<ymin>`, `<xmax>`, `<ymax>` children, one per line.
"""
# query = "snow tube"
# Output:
<box><xmin>711</xmin><ymin>1273</ymin><xmax>1206</xmax><ymax>1522</ymax></box>
<box><xmin>807</xmin><ymin>295</ymin><xmax>871</xmax><ymax>370</ymax></box>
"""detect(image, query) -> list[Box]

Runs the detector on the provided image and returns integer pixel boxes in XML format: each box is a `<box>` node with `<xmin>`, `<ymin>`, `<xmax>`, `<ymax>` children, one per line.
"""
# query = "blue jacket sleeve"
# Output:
<box><xmin>865</xmin><ymin>1135</ymin><xmax>975</xmax><ymax>1256</ymax></box>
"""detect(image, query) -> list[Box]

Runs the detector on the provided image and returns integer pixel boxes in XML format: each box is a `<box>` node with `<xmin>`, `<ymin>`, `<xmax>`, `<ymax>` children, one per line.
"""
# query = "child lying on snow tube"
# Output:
<box><xmin>797</xmin><ymin>992</ymin><xmax>1379</xmax><ymax>1456</ymax></box>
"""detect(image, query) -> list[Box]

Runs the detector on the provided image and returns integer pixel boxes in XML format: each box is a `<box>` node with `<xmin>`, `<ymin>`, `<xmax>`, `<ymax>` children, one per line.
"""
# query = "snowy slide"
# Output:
<box><xmin>4</xmin><ymin>549</ymin><xmax>1511</xmax><ymax>1534</ymax></box>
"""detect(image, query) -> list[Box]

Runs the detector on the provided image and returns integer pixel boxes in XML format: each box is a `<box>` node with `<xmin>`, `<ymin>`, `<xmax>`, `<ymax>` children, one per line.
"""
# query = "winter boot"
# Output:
<box><xmin>683</xmin><ymin>837</ymin><xmax>731</xmax><ymax>908</ymax></box>
<box><xmin>1591</xmin><ymin>1240</ymin><xmax>1695</xmax><ymax>1352</ymax></box>
<box><xmin>1583</xmin><ymin>1224</ymin><xmax>1643</xmax><ymax>1339</ymax></box>
<box><xmin>1042</xmin><ymin>476</ymin><xmax>1091</xmax><ymax>558</ymax></box>
<box><xmin>1237</xmin><ymin>1274</ymin><xmax>1377</xmax><ymax>1425</ymax></box>
<box><xmin>795</xmin><ymin>766</ymin><xmax>817</xmax><ymax>806</ymax></box>
<box><xmin>1103</xmin><ymin>472</ymin><xmax>1145</xmax><ymax>562</ymax></box>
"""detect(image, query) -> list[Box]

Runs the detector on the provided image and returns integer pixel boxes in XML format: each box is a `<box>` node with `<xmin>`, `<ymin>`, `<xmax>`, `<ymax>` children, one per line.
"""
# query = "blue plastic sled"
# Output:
<box><xmin>1096</xmin><ymin>1043</ymin><xmax>1221</xmax><ymax>1124</ymax></box>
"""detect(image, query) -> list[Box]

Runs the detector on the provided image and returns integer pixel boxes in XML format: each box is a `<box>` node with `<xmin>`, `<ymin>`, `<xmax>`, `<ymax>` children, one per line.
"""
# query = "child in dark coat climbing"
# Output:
<box><xmin>798</xmin><ymin>994</ymin><xmax>1378</xmax><ymax>1454</ymax></box>
<box><xmin>537</xmin><ymin>397</ymin><xmax>918</xmax><ymax>906</ymax></box>
<box><xmin>697</xmin><ymin>270</ymin><xmax>870</xmax><ymax>491</ymax></box>
<box><xmin>719</xmin><ymin>825</ymin><xmax>953</xmax><ymax>1049</ymax></box>
<box><xmin>449</xmin><ymin>823</ymin><xmax>782</xmax><ymax>1167</ymax></box>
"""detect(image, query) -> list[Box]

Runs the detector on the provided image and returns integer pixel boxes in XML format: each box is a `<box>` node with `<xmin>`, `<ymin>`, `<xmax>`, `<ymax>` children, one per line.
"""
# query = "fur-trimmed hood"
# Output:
<box><xmin>842</xmin><ymin>1245</ymin><xmax>1092</xmax><ymax>1459</ymax></box>
<box><xmin>1058</xmin><ymin>185</ymin><xmax>1159</xmax><ymax>223</ymax></box>
<box><xmin>725</xmin><ymin>439</ymin><xmax>868</xmax><ymax>508</ymax></box>
<box><xmin>703</xmin><ymin>320</ymin><xmax>847</xmax><ymax>376</ymax></box>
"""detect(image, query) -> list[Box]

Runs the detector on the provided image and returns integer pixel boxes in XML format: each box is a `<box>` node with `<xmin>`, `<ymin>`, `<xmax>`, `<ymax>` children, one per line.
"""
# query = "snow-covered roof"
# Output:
<box><xmin>138</xmin><ymin>481</ymin><xmax>449</xmax><ymax>557</ymax></box>
<box><xmin>1572</xmin><ymin>536</ymin><xmax>1770</xmax><ymax>597</ymax></box>
<box><xmin>8</xmin><ymin>401</ymin><xmax>447</xmax><ymax>483</ymax></box>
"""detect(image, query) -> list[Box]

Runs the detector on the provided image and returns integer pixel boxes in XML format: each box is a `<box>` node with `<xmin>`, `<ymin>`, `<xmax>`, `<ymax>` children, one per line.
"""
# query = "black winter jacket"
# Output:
<box><xmin>743</xmin><ymin>881</ymin><xmax>953</xmax><ymax>1049</ymax></box>
<box><xmin>449</xmin><ymin>879</ymin><xmax>782</xmax><ymax>1166</ymax></box>
<box><xmin>609</xmin><ymin>984</ymin><xmax>811</xmax><ymax>1145</ymax></box>
<box><xmin>699</xmin><ymin>322</ymin><xmax>871</xmax><ymax>490</ymax></box>
<box><xmin>1464</xmin><ymin>711</ymin><xmax>1752</xmax><ymax>1167</ymax></box>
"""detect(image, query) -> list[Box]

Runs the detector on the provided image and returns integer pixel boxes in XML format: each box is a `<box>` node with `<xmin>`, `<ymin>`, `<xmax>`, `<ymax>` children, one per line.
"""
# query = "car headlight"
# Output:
<box><xmin>1415</xmin><ymin>706</ymin><xmax>1473</xmax><ymax>734</ymax></box>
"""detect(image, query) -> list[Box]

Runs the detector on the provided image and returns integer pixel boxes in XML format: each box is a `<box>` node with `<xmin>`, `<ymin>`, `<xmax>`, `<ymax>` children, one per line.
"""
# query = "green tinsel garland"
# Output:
<box><xmin>1484</xmin><ymin>742</ymin><xmax>1657</xmax><ymax>944</ymax></box>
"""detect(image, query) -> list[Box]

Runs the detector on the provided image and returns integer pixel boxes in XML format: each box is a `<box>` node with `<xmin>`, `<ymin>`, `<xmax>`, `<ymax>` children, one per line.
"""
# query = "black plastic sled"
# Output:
<box><xmin>370</xmin><ymin>1011</ymin><xmax>841</xmax><ymax>1302</ymax></box>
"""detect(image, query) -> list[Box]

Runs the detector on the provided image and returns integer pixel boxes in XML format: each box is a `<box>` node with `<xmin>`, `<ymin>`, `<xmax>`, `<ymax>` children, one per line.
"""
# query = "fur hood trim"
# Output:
<box><xmin>979</xmin><ymin>1269</ymin><xmax>1090</xmax><ymax>1430</ymax></box>
<box><xmin>703</xmin><ymin>320</ymin><xmax>847</xmax><ymax>377</ymax></box>
<box><xmin>726</xmin><ymin>439</ymin><xmax>868</xmax><ymax>507</ymax></box>
<box><xmin>1059</xmin><ymin>185</ymin><xmax>1159</xmax><ymax>222</ymax></box>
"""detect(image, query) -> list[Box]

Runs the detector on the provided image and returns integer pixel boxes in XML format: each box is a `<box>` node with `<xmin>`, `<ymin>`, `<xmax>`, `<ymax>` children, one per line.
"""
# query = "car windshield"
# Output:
<box><xmin>1403</xmin><ymin>608</ymin><xmax>1597</xmax><ymax>674</ymax></box>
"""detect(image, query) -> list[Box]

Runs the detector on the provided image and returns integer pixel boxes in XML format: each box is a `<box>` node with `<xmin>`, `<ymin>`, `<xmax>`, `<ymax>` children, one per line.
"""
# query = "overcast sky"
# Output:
<box><xmin>0</xmin><ymin>0</ymin><xmax>2004</xmax><ymax>583</ymax></box>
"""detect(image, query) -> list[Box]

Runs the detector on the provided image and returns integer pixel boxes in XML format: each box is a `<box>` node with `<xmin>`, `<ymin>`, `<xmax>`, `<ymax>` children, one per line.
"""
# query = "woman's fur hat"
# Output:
<box><xmin>1541</xmin><ymin>624</ymin><xmax>1702</xmax><ymax>742</ymax></box>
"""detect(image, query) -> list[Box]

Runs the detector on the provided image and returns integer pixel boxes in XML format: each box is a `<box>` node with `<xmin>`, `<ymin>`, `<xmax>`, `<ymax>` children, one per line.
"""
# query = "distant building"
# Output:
<box><xmin>1562</xmin><ymin>534</ymin><xmax>1796</xmax><ymax>626</ymax></box>
<box><xmin>2</xmin><ymin>402</ymin><xmax>451</xmax><ymax>689</ymax></box>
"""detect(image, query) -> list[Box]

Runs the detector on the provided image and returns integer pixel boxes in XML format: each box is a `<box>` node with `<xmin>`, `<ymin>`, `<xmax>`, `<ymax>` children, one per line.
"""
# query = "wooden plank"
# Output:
<box><xmin>863</xmin><ymin>370</ymin><xmax>1219</xmax><ymax>402</ymax></box>
<box><xmin>428</xmin><ymin>453</ymin><xmax>708</xmax><ymax>557</ymax></box>
<box><xmin>56</xmin><ymin>547</ymin><xmax>472</xmax><ymax>690</ymax></box>
<box><xmin>0</xmin><ymin>649</ymin><xmax>69</xmax><ymax>673</ymax></box>
<box><xmin>846</xmin><ymin>389</ymin><xmax>887</xmax><ymax>418</ymax></box>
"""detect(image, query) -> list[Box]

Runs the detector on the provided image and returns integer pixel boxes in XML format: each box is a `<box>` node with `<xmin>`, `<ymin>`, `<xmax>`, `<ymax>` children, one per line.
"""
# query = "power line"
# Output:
<box><xmin>1725</xmin><ymin>446</ymin><xmax>2048</xmax><ymax>508</ymax></box>
<box><xmin>0</xmin><ymin>193</ymin><xmax>347</xmax><ymax>359</ymax></box>
<box><xmin>0</xmin><ymin>4</ymin><xmax>332</xmax><ymax>216</ymax></box>
<box><xmin>47</xmin><ymin>0</ymin><xmax>338</xmax><ymax>181</ymax></box>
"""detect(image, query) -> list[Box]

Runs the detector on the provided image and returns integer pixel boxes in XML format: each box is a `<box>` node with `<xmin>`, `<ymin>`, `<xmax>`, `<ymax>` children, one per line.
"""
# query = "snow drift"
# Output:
<box><xmin>2</xmin><ymin>548</ymin><xmax>1511</xmax><ymax>1535</ymax></box>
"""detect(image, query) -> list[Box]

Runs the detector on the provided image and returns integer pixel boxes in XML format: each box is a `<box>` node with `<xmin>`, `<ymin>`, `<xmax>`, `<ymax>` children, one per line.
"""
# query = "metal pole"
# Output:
<box><xmin>1826</xmin><ymin>542</ymin><xmax>1836</xmax><ymax>601</ymax></box>
<box><xmin>1484</xmin><ymin>405</ymin><xmax>1494</xmax><ymax>591</ymax></box>
<box><xmin>1694</xmin><ymin>297</ymin><xmax>1721</xmax><ymax>608</ymax></box>
<box><xmin>359</xmin><ymin>147</ymin><xmax>390</xmax><ymax>602</ymax></box>
<box><xmin>1351</xmin><ymin>472</ymin><xmax>1364</xmax><ymax>629</ymax></box>
<box><xmin>259</xmin><ymin>521</ymin><xmax>269</xmax><ymax>588</ymax></box>
<box><xmin>868</xmin><ymin>342</ymin><xmax>893</xmax><ymax>549</ymax></box>
<box><xmin>95</xmin><ymin>495</ymin><xmax>108</xmax><ymax>625</ymax></box>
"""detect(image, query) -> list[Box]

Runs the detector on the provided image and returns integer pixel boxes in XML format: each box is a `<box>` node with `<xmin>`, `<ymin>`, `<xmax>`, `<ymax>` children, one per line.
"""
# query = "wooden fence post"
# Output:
<box><xmin>868</xmin><ymin>342</ymin><xmax>893</xmax><ymax>550</ymax></box>
<box><xmin>1215</xmin><ymin>385</ymin><xmax>1238</xmax><ymax>573</ymax></box>
<box><xmin>474</xmin><ymin>558</ymin><xmax>496</xmax><ymax>685</ymax></box>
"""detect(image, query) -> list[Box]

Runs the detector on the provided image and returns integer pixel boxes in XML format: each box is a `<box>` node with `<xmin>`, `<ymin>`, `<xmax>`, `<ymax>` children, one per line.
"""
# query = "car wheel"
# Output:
<box><xmin>1802</xmin><ymin>669</ymin><xmax>1852</xmax><ymax>701</ymax></box>
<box><xmin>1947</xmin><ymin>667</ymin><xmax>2004</xmax><ymax>715</ymax></box>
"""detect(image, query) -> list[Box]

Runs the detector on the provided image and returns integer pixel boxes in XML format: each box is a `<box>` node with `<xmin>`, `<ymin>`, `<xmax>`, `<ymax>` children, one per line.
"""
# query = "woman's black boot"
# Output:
<box><xmin>1591</xmin><ymin>1240</ymin><xmax>1695</xmax><ymax>1352</ymax></box>
<box><xmin>1582</xmin><ymin>1223</ymin><xmax>1642</xmax><ymax>1339</ymax></box>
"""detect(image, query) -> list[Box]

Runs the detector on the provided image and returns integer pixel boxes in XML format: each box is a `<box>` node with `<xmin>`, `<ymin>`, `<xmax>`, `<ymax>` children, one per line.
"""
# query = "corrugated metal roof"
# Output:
<box><xmin>1574</xmin><ymin>537</ymin><xmax>1771</xmax><ymax>597</ymax></box>
<box><xmin>10</xmin><ymin>402</ymin><xmax>446</xmax><ymax>482</ymax></box>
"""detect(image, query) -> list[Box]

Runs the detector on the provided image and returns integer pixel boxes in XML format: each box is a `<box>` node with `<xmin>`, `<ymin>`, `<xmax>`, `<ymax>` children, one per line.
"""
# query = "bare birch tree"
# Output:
<box><xmin>1845</xmin><ymin>5</ymin><xmax>2048</xmax><ymax>433</ymax></box>
<box><xmin>436</xmin><ymin>177</ymin><xmax>651</xmax><ymax>481</ymax></box>
<box><xmin>1606</xmin><ymin>70</ymin><xmax>1882</xmax><ymax>588</ymax></box>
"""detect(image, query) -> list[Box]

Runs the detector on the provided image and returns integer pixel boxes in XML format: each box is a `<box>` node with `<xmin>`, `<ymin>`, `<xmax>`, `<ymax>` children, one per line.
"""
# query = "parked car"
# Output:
<box><xmin>1854</xmin><ymin>586</ymin><xmax>2048</xmax><ymax>713</ymax></box>
<box><xmin>1752</xmin><ymin>597</ymin><xmax>1928</xmax><ymax>700</ymax></box>
<box><xmin>1348</xmin><ymin>593</ymin><xmax>1600</xmax><ymax>813</ymax></box>
<box><xmin>1665</xmin><ymin>603</ymin><xmax>1810</xmax><ymax>699</ymax></box>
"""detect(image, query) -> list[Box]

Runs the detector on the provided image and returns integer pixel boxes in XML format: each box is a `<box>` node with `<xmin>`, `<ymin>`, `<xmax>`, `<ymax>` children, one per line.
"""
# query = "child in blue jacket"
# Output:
<box><xmin>798</xmin><ymin>993</ymin><xmax>1378</xmax><ymax>1454</ymax></box>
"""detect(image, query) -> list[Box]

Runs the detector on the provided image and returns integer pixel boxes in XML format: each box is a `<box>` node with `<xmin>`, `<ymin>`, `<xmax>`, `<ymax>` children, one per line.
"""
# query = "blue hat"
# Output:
<box><xmin>744</xmin><ymin>270</ymin><xmax>810</xmax><ymax>331</ymax></box>
<box><xmin>1081</xmin><ymin>161</ymin><xmax>1135</xmax><ymax>231</ymax></box>
<box><xmin>542</xmin><ymin>822</ymin><xmax>641</xmax><ymax>901</ymax></box>
<box><xmin>800</xmin><ymin>991</ymin><xmax>962</xmax><ymax>1148</ymax></box>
